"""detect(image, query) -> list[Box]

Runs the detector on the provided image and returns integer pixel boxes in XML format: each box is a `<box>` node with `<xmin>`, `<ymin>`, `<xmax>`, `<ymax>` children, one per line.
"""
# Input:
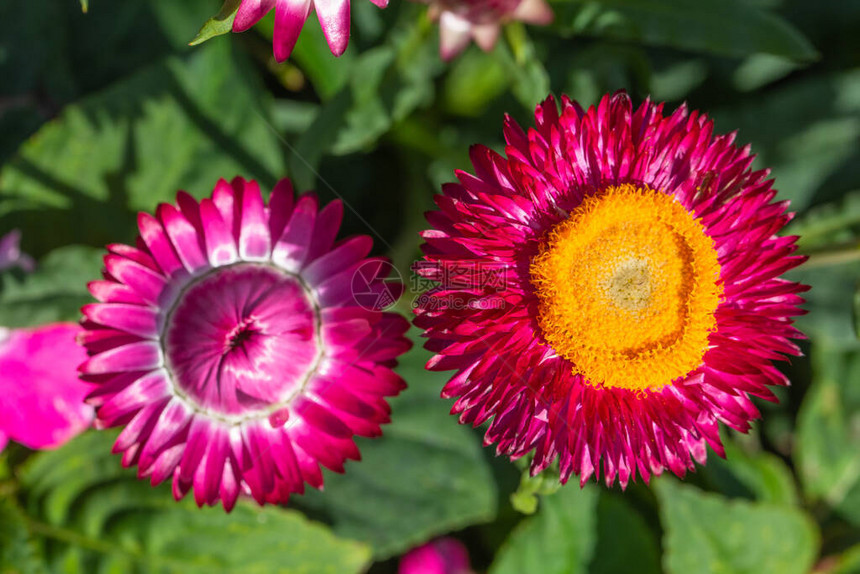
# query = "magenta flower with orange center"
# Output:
<box><xmin>79</xmin><ymin>177</ymin><xmax>410</xmax><ymax>510</ymax></box>
<box><xmin>415</xmin><ymin>92</ymin><xmax>807</xmax><ymax>488</ymax></box>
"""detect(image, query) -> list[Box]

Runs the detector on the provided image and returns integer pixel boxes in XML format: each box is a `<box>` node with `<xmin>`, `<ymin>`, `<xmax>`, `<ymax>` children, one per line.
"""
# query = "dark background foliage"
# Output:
<box><xmin>1</xmin><ymin>0</ymin><xmax>859</xmax><ymax>572</ymax></box>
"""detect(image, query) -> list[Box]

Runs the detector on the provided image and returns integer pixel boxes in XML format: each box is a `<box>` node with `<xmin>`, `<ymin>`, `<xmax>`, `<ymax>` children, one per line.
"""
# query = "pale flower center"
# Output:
<box><xmin>162</xmin><ymin>263</ymin><xmax>321</xmax><ymax>419</ymax></box>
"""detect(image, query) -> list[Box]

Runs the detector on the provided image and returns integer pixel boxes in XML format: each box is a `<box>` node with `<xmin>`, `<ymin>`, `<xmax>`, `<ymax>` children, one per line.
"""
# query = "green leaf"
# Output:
<box><xmin>655</xmin><ymin>478</ymin><xmax>819</xmax><ymax>574</ymax></box>
<box><xmin>556</xmin><ymin>0</ymin><xmax>818</xmax><ymax>61</ymax></box>
<box><xmin>294</xmin><ymin>332</ymin><xmax>497</xmax><ymax>559</ymax></box>
<box><xmin>789</xmin><ymin>190</ymin><xmax>860</xmax><ymax>250</ymax></box>
<box><xmin>494</xmin><ymin>31</ymin><xmax>551</xmax><ymax>112</ymax></box>
<box><xmin>0</xmin><ymin>497</ymin><xmax>46</xmax><ymax>574</ymax></box>
<box><xmin>0</xmin><ymin>40</ymin><xmax>284</xmax><ymax>255</ymax></box>
<box><xmin>710</xmin><ymin>71</ymin><xmax>860</xmax><ymax>211</ymax></box>
<box><xmin>189</xmin><ymin>0</ymin><xmax>241</xmax><ymax>46</ymax></box>
<box><xmin>589</xmin><ymin>494</ymin><xmax>661</xmax><ymax>574</ymax></box>
<box><xmin>79</xmin><ymin>0</ymin><xmax>87</xmax><ymax>13</ymax></box>
<box><xmin>705</xmin><ymin>434</ymin><xmax>800</xmax><ymax>506</ymax></box>
<box><xmin>0</xmin><ymin>245</ymin><xmax>102</xmax><ymax>328</ymax></box>
<box><xmin>826</xmin><ymin>544</ymin><xmax>860</xmax><ymax>574</ymax></box>
<box><xmin>442</xmin><ymin>49</ymin><xmax>508</xmax><ymax>117</ymax></box>
<box><xmin>796</xmin><ymin>347</ymin><xmax>860</xmax><ymax>525</ymax></box>
<box><xmin>490</xmin><ymin>485</ymin><xmax>598</xmax><ymax>574</ymax></box>
<box><xmin>509</xmin><ymin>461</ymin><xmax>562</xmax><ymax>515</ymax></box>
<box><xmin>16</xmin><ymin>431</ymin><xmax>371</xmax><ymax>574</ymax></box>
<box><xmin>854</xmin><ymin>287</ymin><xmax>860</xmax><ymax>340</ymax></box>
<box><xmin>286</xmin><ymin>16</ymin><xmax>442</xmax><ymax>187</ymax></box>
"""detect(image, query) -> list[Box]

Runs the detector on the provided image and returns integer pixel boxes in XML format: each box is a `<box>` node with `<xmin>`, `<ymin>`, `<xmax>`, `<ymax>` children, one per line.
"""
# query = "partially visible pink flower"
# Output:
<box><xmin>399</xmin><ymin>538</ymin><xmax>472</xmax><ymax>574</ymax></box>
<box><xmin>0</xmin><ymin>230</ymin><xmax>35</xmax><ymax>273</ymax></box>
<box><xmin>232</xmin><ymin>0</ymin><xmax>388</xmax><ymax>61</ymax></box>
<box><xmin>422</xmin><ymin>0</ymin><xmax>553</xmax><ymax>60</ymax></box>
<box><xmin>0</xmin><ymin>323</ymin><xmax>93</xmax><ymax>452</ymax></box>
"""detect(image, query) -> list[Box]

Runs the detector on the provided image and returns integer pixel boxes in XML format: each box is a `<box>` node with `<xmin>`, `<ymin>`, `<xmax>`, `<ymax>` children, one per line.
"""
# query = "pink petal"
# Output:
<box><xmin>234</xmin><ymin>0</ymin><xmax>277</xmax><ymax>31</ymax></box>
<box><xmin>0</xmin><ymin>324</ymin><xmax>94</xmax><ymax>450</ymax></box>
<box><xmin>238</xmin><ymin>179</ymin><xmax>271</xmax><ymax>260</ymax></box>
<box><xmin>273</xmin><ymin>0</ymin><xmax>313</xmax><ymax>62</ymax></box>
<box><xmin>315</xmin><ymin>0</ymin><xmax>351</xmax><ymax>57</ymax></box>
<box><xmin>439</xmin><ymin>12</ymin><xmax>472</xmax><ymax>61</ymax></box>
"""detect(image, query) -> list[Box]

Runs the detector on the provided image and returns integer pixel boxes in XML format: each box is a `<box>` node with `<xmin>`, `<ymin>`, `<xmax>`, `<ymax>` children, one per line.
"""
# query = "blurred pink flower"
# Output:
<box><xmin>0</xmin><ymin>230</ymin><xmax>35</xmax><ymax>273</ymax></box>
<box><xmin>422</xmin><ymin>0</ymin><xmax>553</xmax><ymax>60</ymax></box>
<box><xmin>232</xmin><ymin>0</ymin><xmax>388</xmax><ymax>62</ymax></box>
<box><xmin>0</xmin><ymin>323</ymin><xmax>93</xmax><ymax>452</ymax></box>
<box><xmin>399</xmin><ymin>538</ymin><xmax>473</xmax><ymax>574</ymax></box>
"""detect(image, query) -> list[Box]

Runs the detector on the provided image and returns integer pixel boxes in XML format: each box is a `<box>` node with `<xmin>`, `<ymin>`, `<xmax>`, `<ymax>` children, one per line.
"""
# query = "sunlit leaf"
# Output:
<box><xmin>189</xmin><ymin>0</ymin><xmax>242</xmax><ymax>46</ymax></box>
<box><xmin>491</xmin><ymin>486</ymin><xmax>597</xmax><ymax>574</ymax></box>
<box><xmin>655</xmin><ymin>478</ymin><xmax>819</xmax><ymax>574</ymax></box>
<box><xmin>556</xmin><ymin>0</ymin><xmax>818</xmax><ymax>61</ymax></box>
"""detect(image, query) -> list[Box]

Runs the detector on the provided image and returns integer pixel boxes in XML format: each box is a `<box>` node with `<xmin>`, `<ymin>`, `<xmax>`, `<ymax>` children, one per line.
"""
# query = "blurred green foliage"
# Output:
<box><xmin>0</xmin><ymin>0</ymin><xmax>859</xmax><ymax>572</ymax></box>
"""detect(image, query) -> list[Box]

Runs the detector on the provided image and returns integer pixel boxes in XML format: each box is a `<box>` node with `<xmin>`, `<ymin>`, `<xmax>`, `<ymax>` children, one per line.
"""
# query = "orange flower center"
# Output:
<box><xmin>530</xmin><ymin>184</ymin><xmax>723</xmax><ymax>392</ymax></box>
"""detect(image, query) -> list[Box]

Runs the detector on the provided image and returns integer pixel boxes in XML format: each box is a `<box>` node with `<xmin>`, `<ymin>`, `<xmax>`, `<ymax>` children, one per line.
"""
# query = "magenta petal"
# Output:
<box><xmin>272</xmin><ymin>193</ymin><xmax>317</xmax><ymax>271</ymax></box>
<box><xmin>273</xmin><ymin>0</ymin><xmax>313</xmax><ymax>62</ymax></box>
<box><xmin>200</xmin><ymin>198</ymin><xmax>239</xmax><ymax>267</ymax></box>
<box><xmin>303</xmin><ymin>235</ymin><xmax>373</xmax><ymax>286</ymax></box>
<box><xmin>399</xmin><ymin>538</ymin><xmax>472</xmax><ymax>574</ymax></box>
<box><xmin>82</xmin><ymin>303</ymin><xmax>159</xmax><ymax>338</ymax></box>
<box><xmin>0</xmin><ymin>324</ymin><xmax>93</xmax><ymax>450</ymax></box>
<box><xmin>158</xmin><ymin>203</ymin><xmax>209</xmax><ymax>273</ymax></box>
<box><xmin>238</xmin><ymin>179</ymin><xmax>271</xmax><ymax>260</ymax></box>
<box><xmin>234</xmin><ymin>0</ymin><xmax>277</xmax><ymax>31</ymax></box>
<box><xmin>80</xmin><ymin>341</ymin><xmax>162</xmax><ymax>375</ymax></box>
<box><xmin>315</xmin><ymin>0</ymin><xmax>351</xmax><ymax>57</ymax></box>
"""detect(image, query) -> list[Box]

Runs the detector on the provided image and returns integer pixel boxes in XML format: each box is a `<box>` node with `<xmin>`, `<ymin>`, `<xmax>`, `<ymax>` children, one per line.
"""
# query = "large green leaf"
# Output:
<box><xmin>796</xmin><ymin>347</ymin><xmax>860</xmax><ymax>526</ymax></box>
<box><xmin>0</xmin><ymin>39</ymin><xmax>284</xmax><ymax>256</ymax></box>
<box><xmin>284</xmin><ymin>12</ymin><xmax>443</xmax><ymax>189</ymax></box>
<box><xmin>655</xmin><ymin>478</ymin><xmax>819</xmax><ymax>574</ymax></box>
<box><xmin>710</xmin><ymin>71</ymin><xmax>860</xmax><ymax>211</ymax></box>
<box><xmin>590</xmin><ymin>494</ymin><xmax>661</xmax><ymax>574</ymax></box>
<box><xmin>0</xmin><ymin>497</ymin><xmax>46</xmax><ymax>574</ymax></box>
<box><xmin>294</xmin><ymin>333</ymin><xmax>497</xmax><ymax>559</ymax></box>
<box><xmin>704</xmin><ymin>433</ymin><xmax>800</xmax><ymax>506</ymax></box>
<box><xmin>490</xmin><ymin>485</ymin><xmax>598</xmax><ymax>574</ymax></box>
<box><xmin>11</xmin><ymin>431</ymin><xmax>370</xmax><ymax>574</ymax></box>
<box><xmin>0</xmin><ymin>245</ymin><xmax>102</xmax><ymax>328</ymax></box>
<box><xmin>556</xmin><ymin>0</ymin><xmax>817</xmax><ymax>61</ymax></box>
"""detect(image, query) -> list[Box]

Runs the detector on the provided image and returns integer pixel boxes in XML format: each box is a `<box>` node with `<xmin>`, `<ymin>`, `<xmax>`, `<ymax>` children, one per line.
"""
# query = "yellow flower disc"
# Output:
<box><xmin>530</xmin><ymin>184</ymin><xmax>723</xmax><ymax>392</ymax></box>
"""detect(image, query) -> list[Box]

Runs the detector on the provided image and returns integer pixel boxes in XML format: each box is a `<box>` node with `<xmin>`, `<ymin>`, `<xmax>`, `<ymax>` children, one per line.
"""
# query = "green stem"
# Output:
<box><xmin>803</xmin><ymin>243</ymin><xmax>860</xmax><ymax>268</ymax></box>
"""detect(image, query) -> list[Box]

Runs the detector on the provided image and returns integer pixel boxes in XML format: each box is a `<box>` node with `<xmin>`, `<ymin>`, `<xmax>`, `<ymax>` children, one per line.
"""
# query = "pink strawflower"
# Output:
<box><xmin>415</xmin><ymin>92</ymin><xmax>807</xmax><ymax>488</ymax></box>
<box><xmin>399</xmin><ymin>538</ymin><xmax>472</xmax><ymax>574</ymax></box>
<box><xmin>420</xmin><ymin>0</ymin><xmax>553</xmax><ymax>60</ymax></box>
<box><xmin>232</xmin><ymin>0</ymin><xmax>387</xmax><ymax>61</ymax></box>
<box><xmin>0</xmin><ymin>323</ymin><xmax>93</xmax><ymax>452</ymax></box>
<box><xmin>79</xmin><ymin>177</ymin><xmax>410</xmax><ymax>511</ymax></box>
<box><xmin>0</xmin><ymin>230</ymin><xmax>35</xmax><ymax>273</ymax></box>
